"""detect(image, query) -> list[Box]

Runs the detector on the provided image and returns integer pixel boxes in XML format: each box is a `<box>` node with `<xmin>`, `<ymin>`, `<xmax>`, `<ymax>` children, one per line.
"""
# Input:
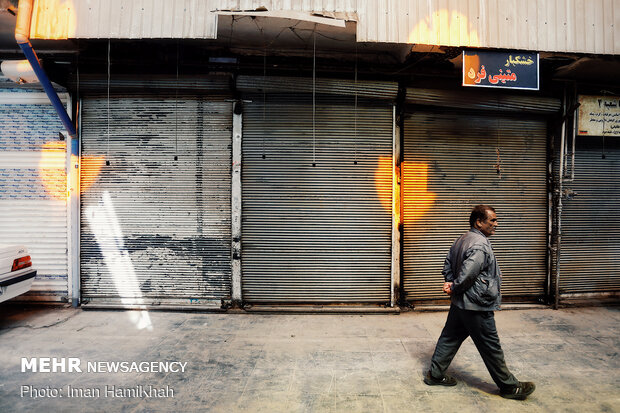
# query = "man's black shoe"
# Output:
<box><xmin>423</xmin><ymin>371</ymin><xmax>457</xmax><ymax>386</ymax></box>
<box><xmin>500</xmin><ymin>381</ymin><xmax>536</xmax><ymax>400</ymax></box>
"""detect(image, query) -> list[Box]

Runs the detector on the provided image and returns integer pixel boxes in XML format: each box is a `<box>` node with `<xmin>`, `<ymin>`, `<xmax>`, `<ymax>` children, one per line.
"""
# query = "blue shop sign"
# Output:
<box><xmin>462</xmin><ymin>50</ymin><xmax>539</xmax><ymax>90</ymax></box>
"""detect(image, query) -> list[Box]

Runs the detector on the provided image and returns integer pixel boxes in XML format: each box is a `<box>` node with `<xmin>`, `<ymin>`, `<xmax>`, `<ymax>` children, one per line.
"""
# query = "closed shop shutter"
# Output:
<box><xmin>240</xmin><ymin>92</ymin><xmax>393</xmax><ymax>303</ymax></box>
<box><xmin>559</xmin><ymin>136</ymin><xmax>620</xmax><ymax>295</ymax></box>
<box><xmin>80</xmin><ymin>94</ymin><xmax>232</xmax><ymax>306</ymax></box>
<box><xmin>0</xmin><ymin>91</ymin><xmax>69</xmax><ymax>302</ymax></box>
<box><xmin>402</xmin><ymin>110</ymin><xmax>548</xmax><ymax>302</ymax></box>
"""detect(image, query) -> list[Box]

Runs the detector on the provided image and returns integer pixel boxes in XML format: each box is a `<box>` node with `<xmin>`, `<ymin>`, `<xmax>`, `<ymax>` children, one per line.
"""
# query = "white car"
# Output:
<box><xmin>0</xmin><ymin>245</ymin><xmax>37</xmax><ymax>303</ymax></box>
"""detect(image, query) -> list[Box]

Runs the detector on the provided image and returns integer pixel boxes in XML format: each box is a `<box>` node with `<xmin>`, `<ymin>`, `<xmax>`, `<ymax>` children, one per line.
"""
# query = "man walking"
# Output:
<box><xmin>424</xmin><ymin>205</ymin><xmax>535</xmax><ymax>400</ymax></box>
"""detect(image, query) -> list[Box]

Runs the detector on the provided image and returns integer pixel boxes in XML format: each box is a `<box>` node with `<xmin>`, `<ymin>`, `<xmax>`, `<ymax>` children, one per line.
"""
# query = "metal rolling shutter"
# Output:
<box><xmin>559</xmin><ymin>136</ymin><xmax>620</xmax><ymax>294</ymax></box>
<box><xmin>241</xmin><ymin>93</ymin><xmax>393</xmax><ymax>303</ymax></box>
<box><xmin>403</xmin><ymin>111</ymin><xmax>548</xmax><ymax>302</ymax></box>
<box><xmin>80</xmin><ymin>94</ymin><xmax>232</xmax><ymax>306</ymax></box>
<box><xmin>0</xmin><ymin>91</ymin><xmax>69</xmax><ymax>301</ymax></box>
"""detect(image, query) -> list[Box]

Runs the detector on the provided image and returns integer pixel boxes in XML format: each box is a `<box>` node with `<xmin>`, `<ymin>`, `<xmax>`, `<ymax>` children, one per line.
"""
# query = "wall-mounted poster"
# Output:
<box><xmin>578</xmin><ymin>95</ymin><xmax>620</xmax><ymax>136</ymax></box>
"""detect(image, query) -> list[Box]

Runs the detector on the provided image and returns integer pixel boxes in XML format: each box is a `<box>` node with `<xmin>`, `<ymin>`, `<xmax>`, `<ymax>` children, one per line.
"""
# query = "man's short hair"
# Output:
<box><xmin>469</xmin><ymin>205</ymin><xmax>495</xmax><ymax>227</ymax></box>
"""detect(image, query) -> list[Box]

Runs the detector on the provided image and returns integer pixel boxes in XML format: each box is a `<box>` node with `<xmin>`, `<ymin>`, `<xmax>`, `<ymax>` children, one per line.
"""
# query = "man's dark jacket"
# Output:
<box><xmin>442</xmin><ymin>228</ymin><xmax>502</xmax><ymax>311</ymax></box>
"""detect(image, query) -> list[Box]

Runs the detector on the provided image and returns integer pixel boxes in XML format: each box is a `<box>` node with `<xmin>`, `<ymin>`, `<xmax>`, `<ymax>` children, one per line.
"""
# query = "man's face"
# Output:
<box><xmin>476</xmin><ymin>210</ymin><xmax>498</xmax><ymax>237</ymax></box>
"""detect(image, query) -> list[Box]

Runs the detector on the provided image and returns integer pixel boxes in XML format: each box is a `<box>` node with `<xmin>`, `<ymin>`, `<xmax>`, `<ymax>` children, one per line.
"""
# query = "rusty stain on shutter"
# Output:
<box><xmin>403</xmin><ymin>110</ymin><xmax>548</xmax><ymax>302</ymax></box>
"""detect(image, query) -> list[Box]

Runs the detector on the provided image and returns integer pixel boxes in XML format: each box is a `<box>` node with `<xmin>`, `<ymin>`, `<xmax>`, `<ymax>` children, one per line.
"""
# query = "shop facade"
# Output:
<box><xmin>78</xmin><ymin>81</ymin><xmax>234</xmax><ymax>307</ymax></box>
<box><xmin>72</xmin><ymin>75</ymin><xmax>569</xmax><ymax>308</ymax></box>
<box><xmin>238</xmin><ymin>83</ymin><xmax>395</xmax><ymax>304</ymax></box>
<box><xmin>2</xmin><ymin>0</ymin><xmax>618</xmax><ymax>308</ymax></box>
<box><xmin>553</xmin><ymin>91</ymin><xmax>620</xmax><ymax>303</ymax></box>
<box><xmin>401</xmin><ymin>88</ymin><xmax>560</xmax><ymax>304</ymax></box>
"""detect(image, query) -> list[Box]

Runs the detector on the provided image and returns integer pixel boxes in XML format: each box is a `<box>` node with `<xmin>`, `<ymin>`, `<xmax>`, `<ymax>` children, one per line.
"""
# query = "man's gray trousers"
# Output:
<box><xmin>429</xmin><ymin>304</ymin><xmax>520</xmax><ymax>391</ymax></box>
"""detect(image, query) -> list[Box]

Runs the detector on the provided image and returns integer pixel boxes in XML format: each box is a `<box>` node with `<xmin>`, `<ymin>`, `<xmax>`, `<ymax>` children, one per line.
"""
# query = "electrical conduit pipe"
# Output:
<box><xmin>15</xmin><ymin>0</ymin><xmax>80</xmax><ymax>307</ymax></box>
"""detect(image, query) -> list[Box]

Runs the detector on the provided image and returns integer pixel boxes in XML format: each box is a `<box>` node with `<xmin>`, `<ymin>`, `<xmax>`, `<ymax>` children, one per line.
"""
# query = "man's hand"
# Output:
<box><xmin>443</xmin><ymin>282</ymin><xmax>454</xmax><ymax>296</ymax></box>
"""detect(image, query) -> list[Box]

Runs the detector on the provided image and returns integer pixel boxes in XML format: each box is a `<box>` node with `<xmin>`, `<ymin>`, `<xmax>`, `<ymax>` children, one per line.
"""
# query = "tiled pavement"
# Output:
<box><xmin>0</xmin><ymin>304</ymin><xmax>619</xmax><ymax>412</ymax></box>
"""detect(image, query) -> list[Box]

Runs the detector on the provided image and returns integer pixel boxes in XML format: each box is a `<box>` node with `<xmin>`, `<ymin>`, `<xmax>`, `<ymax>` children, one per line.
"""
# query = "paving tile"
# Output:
<box><xmin>286</xmin><ymin>392</ymin><xmax>337</xmax><ymax>413</ymax></box>
<box><xmin>235</xmin><ymin>390</ymin><xmax>291</xmax><ymax>413</ymax></box>
<box><xmin>384</xmin><ymin>391</ymin><xmax>497</xmax><ymax>413</ymax></box>
<box><xmin>297</xmin><ymin>351</ymin><xmax>374</xmax><ymax>370</ymax></box>
<box><xmin>289</xmin><ymin>369</ymin><xmax>335</xmax><ymax>394</ymax></box>
<box><xmin>252</xmin><ymin>351</ymin><xmax>299</xmax><ymax>371</ymax></box>
<box><xmin>282</xmin><ymin>337</ymin><xmax>370</xmax><ymax>352</ymax></box>
<box><xmin>473</xmin><ymin>393</ymin><xmax>547</xmax><ymax>413</ymax></box>
<box><xmin>383</xmin><ymin>393</ymin><xmax>428</xmax><ymax>412</ymax></box>
<box><xmin>335</xmin><ymin>394</ymin><xmax>384</xmax><ymax>412</ymax></box>
<box><xmin>401</xmin><ymin>338</ymin><xmax>436</xmax><ymax>363</ymax></box>
<box><xmin>376</xmin><ymin>370</ymin><xmax>421</xmax><ymax>395</ymax></box>
<box><xmin>366</xmin><ymin>319</ymin><xmax>429</xmax><ymax>339</ymax></box>
<box><xmin>371</xmin><ymin>351</ymin><xmax>422</xmax><ymax>373</ymax></box>
<box><xmin>333</xmin><ymin>368</ymin><xmax>381</xmax><ymax>395</ymax></box>
<box><xmin>367</xmin><ymin>338</ymin><xmax>407</xmax><ymax>353</ymax></box>
<box><xmin>195</xmin><ymin>375</ymin><xmax>249</xmax><ymax>396</ymax></box>
<box><xmin>243</xmin><ymin>368</ymin><xmax>294</xmax><ymax>393</ymax></box>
